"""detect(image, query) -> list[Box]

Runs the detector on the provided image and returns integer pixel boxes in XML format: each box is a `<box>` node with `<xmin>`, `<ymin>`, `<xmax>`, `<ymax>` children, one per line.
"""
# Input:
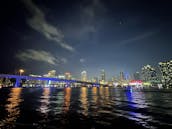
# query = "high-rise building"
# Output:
<box><xmin>49</xmin><ymin>70</ymin><xmax>56</xmax><ymax>77</ymax></box>
<box><xmin>92</xmin><ymin>77</ymin><xmax>98</xmax><ymax>83</ymax></box>
<box><xmin>119</xmin><ymin>71</ymin><xmax>130</xmax><ymax>86</ymax></box>
<box><xmin>100</xmin><ymin>69</ymin><xmax>106</xmax><ymax>82</ymax></box>
<box><xmin>65</xmin><ymin>72</ymin><xmax>72</xmax><ymax>80</ymax></box>
<box><xmin>141</xmin><ymin>65</ymin><xmax>157</xmax><ymax>83</ymax></box>
<box><xmin>99</xmin><ymin>69</ymin><xmax>106</xmax><ymax>84</ymax></box>
<box><xmin>58</xmin><ymin>74</ymin><xmax>65</xmax><ymax>79</ymax></box>
<box><xmin>159</xmin><ymin>60</ymin><xmax>172</xmax><ymax>87</ymax></box>
<box><xmin>81</xmin><ymin>71</ymin><xmax>87</xmax><ymax>82</ymax></box>
<box><xmin>119</xmin><ymin>71</ymin><xmax>125</xmax><ymax>81</ymax></box>
<box><xmin>43</xmin><ymin>70</ymin><xmax>56</xmax><ymax>77</ymax></box>
<box><xmin>133</xmin><ymin>72</ymin><xmax>140</xmax><ymax>80</ymax></box>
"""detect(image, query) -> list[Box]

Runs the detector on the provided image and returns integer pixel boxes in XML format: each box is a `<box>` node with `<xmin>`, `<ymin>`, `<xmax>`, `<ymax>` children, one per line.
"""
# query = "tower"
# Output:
<box><xmin>101</xmin><ymin>69</ymin><xmax>106</xmax><ymax>81</ymax></box>
<box><xmin>81</xmin><ymin>71</ymin><xmax>87</xmax><ymax>82</ymax></box>
<box><xmin>65</xmin><ymin>72</ymin><xmax>72</xmax><ymax>80</ymax></box>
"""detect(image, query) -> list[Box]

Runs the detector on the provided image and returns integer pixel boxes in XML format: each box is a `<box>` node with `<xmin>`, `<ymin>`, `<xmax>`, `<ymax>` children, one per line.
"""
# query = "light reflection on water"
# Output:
<box><xmin>91</xmin><ymin>87</ymin><xmax>98</xmax><ymax>105</ymax></box>
<box><xmin>125</xmin><ymin>91</ymin><xmax>153</xmax><ymax>128</ymax></box>
<box><xmin>39</xmin><ymin>88</ymin><xmax>50</xmax><ymax>115</ymax></box>
<box><xmin>0</xmin><ymin>88</ymin><xmax>22</xmax><ymax>128</ymax></box>
<box><xmin>80</xmin><ymin>87</ymin><xmax>88</xmax><ymax>116</ymax></box>
<box><xmin>91</xmin><ymin>87</ymin><xmax>98</xmax><ymax>117</ymax></box>
<box><xmin>0</xmin><ymin>87</ymin><xmax>172</xmax><ymax>129</ymax></box>
<box><xmin>63</xmin><ymin>87</ymin><xmax>71</xmax><ymax>113</ymax></box>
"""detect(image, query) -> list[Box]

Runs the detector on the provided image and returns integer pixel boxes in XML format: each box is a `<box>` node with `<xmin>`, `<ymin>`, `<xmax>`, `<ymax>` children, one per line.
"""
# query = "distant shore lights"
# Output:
<box><xmin>129</xmin><ymin>80</ymin><xmax>143</xmax><ymax>87</ymax></box>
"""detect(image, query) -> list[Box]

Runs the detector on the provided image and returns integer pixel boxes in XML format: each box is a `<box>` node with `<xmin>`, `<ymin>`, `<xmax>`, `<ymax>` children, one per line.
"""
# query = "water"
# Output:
<box><xmin>0</xmin><ymin>87</ymin><xmax>172</xmax><ymax>129</ymax></box>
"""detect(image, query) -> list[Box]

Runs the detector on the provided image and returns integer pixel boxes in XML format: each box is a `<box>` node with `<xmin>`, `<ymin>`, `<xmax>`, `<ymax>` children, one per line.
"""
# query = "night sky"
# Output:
<box><xmin>1</xmin><ymin>0</ymin><xmax>172</xmax><ymax>79</ymax></box>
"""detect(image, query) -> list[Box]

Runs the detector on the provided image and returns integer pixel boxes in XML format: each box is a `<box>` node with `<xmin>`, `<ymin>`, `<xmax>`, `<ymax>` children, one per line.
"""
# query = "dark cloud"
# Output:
<box><xmin>21</xmin><ymin>0</ymin><xmax>75</xmax><ymax>52</ymax></box>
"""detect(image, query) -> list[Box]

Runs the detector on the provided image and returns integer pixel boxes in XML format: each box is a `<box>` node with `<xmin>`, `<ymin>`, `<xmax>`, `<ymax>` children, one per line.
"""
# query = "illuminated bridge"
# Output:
<box><xmin>0</xmin><ymin>74</ymin><xmax>105</xmax><ymax>87</ymax></box>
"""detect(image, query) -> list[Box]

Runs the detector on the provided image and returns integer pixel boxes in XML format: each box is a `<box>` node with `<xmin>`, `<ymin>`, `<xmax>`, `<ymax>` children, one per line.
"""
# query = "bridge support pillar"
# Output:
<box><xmin>14</xmin><ymin>78</ymin><xmax>21</xmax><ymax>87</ymax></box>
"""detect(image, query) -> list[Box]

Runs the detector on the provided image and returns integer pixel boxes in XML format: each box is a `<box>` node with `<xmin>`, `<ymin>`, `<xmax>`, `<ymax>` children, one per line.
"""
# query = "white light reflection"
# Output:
<box><xmin>125</xmin><ymin>91</ymin><xmax>154</xmax><ymax>128</ymax></box>
<box><xmin>39</xmin><ymin>88</ymin><xmax>50</xmax><ymax>115</ymax></box>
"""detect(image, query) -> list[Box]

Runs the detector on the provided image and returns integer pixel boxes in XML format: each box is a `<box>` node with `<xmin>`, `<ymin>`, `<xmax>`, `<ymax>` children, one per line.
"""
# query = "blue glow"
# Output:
<box><xmin>126</xmin><ymin>90</ymin><xmax>132</xmax><ymax>101</ymax></box>
<box><xmin>48</xmin><ymin>80</ymin><xmax>51</xmax><ymax>85</ymax></box>
<box><xmin>0</xmin><ymin>74</ymin><xmax>101</xmax><ymax>87</ymax></box>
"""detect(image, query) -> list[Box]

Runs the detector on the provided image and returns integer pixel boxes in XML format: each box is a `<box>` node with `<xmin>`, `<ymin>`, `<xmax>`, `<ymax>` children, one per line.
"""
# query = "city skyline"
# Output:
<box><xmin>7</xmin><ymin>59</ymin><xmax>169</xmax><ymax>82</ymax></box>
<box><xmin>1</xmin><ymin>0</ymin><xmax>172</xmax><ymax>79</ymax></box>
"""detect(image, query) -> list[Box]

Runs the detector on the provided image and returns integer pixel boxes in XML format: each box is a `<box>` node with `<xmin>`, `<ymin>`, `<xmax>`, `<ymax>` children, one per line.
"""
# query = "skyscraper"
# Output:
<box><xmin>65</xmin><ymin>72</ymin><xmax>72</xmax><ymax>80</ymax></box>
<box><xmin>133</xmin><ymin>72</ymin><xmax>140</xmax><ymax>80</ymax></box>
<box><xmin>81</xmin><ymin>71</ymin><xmax>87</xmax><ymax>82</ymax></box>
<box><xmin>44</xmin><ymin>70</ymin><xmax>56</xmax><ymax>77</ymax></box>
<box><xmin>159</xmin><ymin>60</ymin><xmax>172</xmax><ymax>88</ymax></box>
<box><xmin>92</xmin><ymin>77</ymin><xmax>98</xmax><ymax>83</ymax></box>
<box><xmin>120</xmin><ymin>71</ymin><xmax>125</xmax><ymax>81</ymax></box>
<box><xmin>141</xmin><ymin>65</ymin><xmax>157</xmax><ymax>83</ymax></box>
<box><xmin>100</xmin><ymin>69</ymin><xmax>106</xmax><ymax>82</ymax></box>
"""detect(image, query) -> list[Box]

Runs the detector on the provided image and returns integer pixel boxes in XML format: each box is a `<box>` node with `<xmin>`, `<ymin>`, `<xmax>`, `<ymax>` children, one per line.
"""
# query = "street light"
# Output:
<box><xmin>19</xmin><ymin>69</ymin><xmax>24</xmax><ymax>76</ymax></box>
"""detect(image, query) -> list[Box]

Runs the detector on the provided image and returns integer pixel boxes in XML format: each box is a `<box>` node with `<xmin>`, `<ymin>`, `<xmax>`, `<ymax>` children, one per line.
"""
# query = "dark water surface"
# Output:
<box><xmin>0</xmin><ymin>87</ymin><xmax>172</xmax><ymax>129</ymax></box>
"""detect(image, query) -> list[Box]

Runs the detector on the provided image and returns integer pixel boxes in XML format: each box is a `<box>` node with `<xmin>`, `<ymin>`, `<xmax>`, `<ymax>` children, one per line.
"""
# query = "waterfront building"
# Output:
<box><xmin>81</xmin><ymin>71</ymin><xmax>87</xmax><ymax>82</ymax></box>
<box><xmin>58</xmin><ymin>74</ymin><xmax>65</xmax><ymax>79</ymax></box>
<box><xmin>133</xmin><ymin>71</ymin><xmax>141</xmax><ymax>80</ymax></box>
<box><xmin>44</xmin><ymin>70</ymin><xmax>56</xmax><ymax>78</ymax></box>
<box><xmin>141</xmin><ymin>65</ymin><xmax>157</xmax><ymax>85</ymax></box>
<box><xmin>100</xmin><ymin>69</ymin><xmax>106</xmax><ymax>84</ymax></box>
<box><xmin>159</xmin><ymin>60</ymin><xmax>172</xmax><ymax>88</ymax></box>
<box><xmin>120</xmin><ymin>71</ymin><xmax>125</xmax><ymax>81</ymax></box>
<box><xmin>92</xmin><ymin>77</ymin><xmax>98</xmax><ymax>83</ymax></box>
<box><xmin>29</xmin><ymin>74</ymin><xmax>42</xmax><ymax>77</ymax></box>
<box><xmin>118</xmin><ymin>71</ymin><xmax>129</xmax><ymax>86</ymax></box>
<box><xmin>65</xmin><ymin>72</ymin><xmax>72</xmax><ymax>80</ymax></box>
<box><xmin>129</xmin><ymin>80</ymin><xmax>143</xmax><ymax>87</ymax></box>
<box><xmin>48</xmin><ymin>70</ymin><xmax>56</xmax><ymax>77</ymax></box>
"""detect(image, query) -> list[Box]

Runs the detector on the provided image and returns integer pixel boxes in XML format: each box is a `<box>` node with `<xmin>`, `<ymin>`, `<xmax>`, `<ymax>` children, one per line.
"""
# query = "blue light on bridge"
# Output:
<box><xmin>0</xmin><ymin>74</ymin><xmax>103</xmax><ymax>87</ymax></box>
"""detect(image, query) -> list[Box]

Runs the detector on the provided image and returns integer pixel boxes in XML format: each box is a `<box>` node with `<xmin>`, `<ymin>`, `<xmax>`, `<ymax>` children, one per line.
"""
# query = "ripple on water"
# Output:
<box><xmin>0</xmin><ymin>87</ymin><xmax>172</xmax><ymax>129</ymax></box>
